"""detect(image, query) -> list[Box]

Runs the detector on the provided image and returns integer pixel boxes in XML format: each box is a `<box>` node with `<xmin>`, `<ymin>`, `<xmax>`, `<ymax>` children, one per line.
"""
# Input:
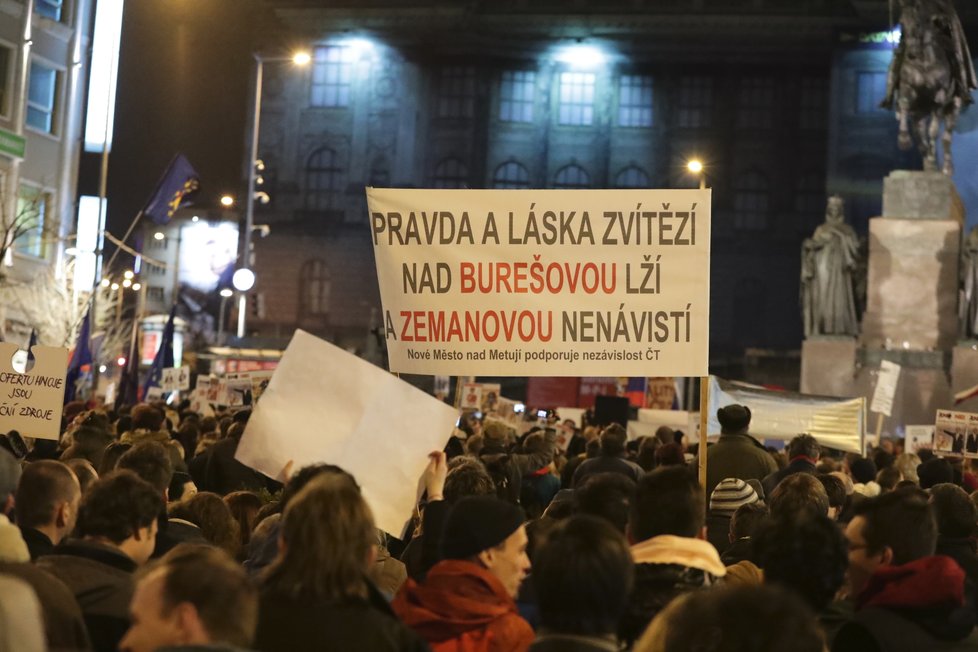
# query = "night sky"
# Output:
<box><xmin>107</xmin><ymin>0</ymin><xmax>277</xmax><ymax>236</ymax></box>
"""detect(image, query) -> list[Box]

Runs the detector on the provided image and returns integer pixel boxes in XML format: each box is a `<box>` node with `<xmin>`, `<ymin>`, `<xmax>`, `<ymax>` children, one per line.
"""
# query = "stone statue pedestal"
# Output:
<box><xmin>855</xmin><ymin>349</ymin><xmax>952</xmax><ymax>435</ymax></box>
<box><xmin>800</xmin><ymin>337</ymin><xmax>857</xmax><ymax>397</ymax></box>
<box><xmin>882</xmin><ymin>171</ymin><xmax>965</xmax><ymax>221</ymax></box>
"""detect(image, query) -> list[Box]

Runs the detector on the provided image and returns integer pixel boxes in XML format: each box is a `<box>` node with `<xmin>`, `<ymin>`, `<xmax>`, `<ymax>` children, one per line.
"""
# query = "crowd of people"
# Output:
<box><xmin>1</xmin><ymin>397</ymin><xmax>977</xmax><ymax>651</ymax></box>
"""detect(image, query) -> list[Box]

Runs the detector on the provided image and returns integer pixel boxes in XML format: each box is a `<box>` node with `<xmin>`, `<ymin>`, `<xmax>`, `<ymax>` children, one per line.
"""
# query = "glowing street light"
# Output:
<box><xmin>220</xmin><ymin>195</ymin><xmax>235</xmax><ymax>207</ymax></box>
<box><xmin>123</xmin><ymin>270</ymin><xmax>134</xmax><ymax>280</ymax></box>
<box><xmin>686</xmin><ymin>159</ymin><xmax>706</xmax><ymax>189</ymax></box>
<box><xmin>132</xmin><ymin>283</ymin><xmax>141</xmax><ymax>291</ymax></box>
<box><xmin>153</xmin><ymin>231</ymin><xmax>165</xmax><ymax>241</ymax></box>
<box><xmin>292</xmin><ymin>51</ymin><xmax>312</xmax><ymax>65</ymax></box>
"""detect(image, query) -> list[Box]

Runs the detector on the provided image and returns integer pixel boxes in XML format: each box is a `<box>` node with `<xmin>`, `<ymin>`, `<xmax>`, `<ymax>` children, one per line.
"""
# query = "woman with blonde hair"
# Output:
<box><xmin>254</xmin><ymin>473</ymin><xmax>426</xmax><ymax>652</ymax></box>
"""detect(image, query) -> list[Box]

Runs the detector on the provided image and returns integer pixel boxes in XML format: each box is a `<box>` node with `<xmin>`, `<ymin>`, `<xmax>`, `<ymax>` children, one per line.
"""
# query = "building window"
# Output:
<box><xmin>795</xmin><ymin>171</ymin><xmax>824</xmax><ymax>219</ymax></box>
<box><xmin>732</xmin><ymin>171</ymin><xmax>770</xmax><ymax>230</ymax></box>
<box><xmin>499</xmin><ymin>71</ymin><xmax>535</xmax><ymax>123</ymax></box>
<box><xmin>368</xmin><ymin>156</ymin><xmax>390</xmax><ymax>187</ymax></box>
<box><xmin>35</xmin><ymin>0</ymin><xmax>62</xmax><ymax>21</ymax></box>
<box><xmin>615</xmin><ymin>165</ymin><xmax>650</xmax><ymax>188</ymax></box>
<box><xmin>492</xmin><ymin>161</ymin><xmax>530</xmax><ymax>189</ymax></box>
<box><xmin>311</xmin><ymin>46</ymin><xmax>354</xmax><ymax>108</ymax></box>
<box><xmin>146</xmin><ymin>287</ymin><xmax>165</xmax><ymax>303</ymax></box>
<box><xmin>856</xmin><ymin>72</ymin><xmax>887</xmax><ymax>114</ymax></box>
<box><xmin>437</xmin><ymin>66</ymin><xmax>475</xmax><ymax>119</ymax></box>
<box><xmin>736</xmin><ymin>77</ymin><xmax>775</xmax><ymax>129</ymax></box>
<box><xmin>558</xmin><ymin>72</ymin><xmax>595</xmax><ymax>126</ymax></box>
<box><xmin>0</xmin><ymin>46</ymin><xmax>11</xmax><ymax>118</ymax></box>
<box><xmin>27</xmin><ymin>61</ymin><xmax>59</xmax><ymax>134</ymax></box>
<box><xmin>431</xmin><ymin>158</ymin><xmax>468</xmax><ymax>189</ymax></box>
<box><xmin>553</xmin><ymin>164</ymin><xmax>590</xmax><ymax>189</ymax></box>
<box><xmin>300</xmin><ymin>259</ymin><xmax>331</xmax><ymax>317</ymax></box>
<box><xmin>305</xmin><ymin>147</ymin><xmax>343</xmax><ymax>210</ymax></box>
<box><xmin>618</xmin><ymin>75</ymin><xmax>653</xmax><ymax>127</ymax></box>
<box><xmin>15</xmin><ymin>186</ymin><xmax>49</xmax><ymax>258</ymax></box>
<box><xmin>677</xmin><ymin>76</ymin><xmax>712</xmax><ymax>128</ymax></box>
<box><xmin>800</xmin><ymin>77</ymin><xmax>828</xmax><ymax>130</ymax></box>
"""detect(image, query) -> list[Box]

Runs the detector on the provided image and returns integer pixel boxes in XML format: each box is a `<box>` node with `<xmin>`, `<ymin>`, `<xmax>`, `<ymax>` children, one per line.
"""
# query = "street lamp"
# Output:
<box><xmin>238</xmin><ymin>50</ymin><xmax>310</xmax><ymax>339</ymax></box>
<box><xmin>686</xmin><ymin>159</ymin><xmax>706</xmax><ymax>189</ymax></box>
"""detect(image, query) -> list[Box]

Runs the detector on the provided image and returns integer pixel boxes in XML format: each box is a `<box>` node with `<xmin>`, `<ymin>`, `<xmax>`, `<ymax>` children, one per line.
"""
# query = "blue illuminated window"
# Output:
<box><xmin>437</xmin><ymin>66</ymin><xmax>476</xmax><ymax>119</ymax></box>
<box><xmin>553</xmin><ymin>164</ymin><xmax>590</xmax><ymax>188</ymax></box>
<box><xmin>15</xmin><ymin>186</ymin><xmax>48</xmax><ymax>258</ymax></box>
<box><xmin>306</xmin><ymin>147</ymin><xmax>344</xmax><ymax>210</ymax></box>
<box><xmin>500</xmin><ymin>71</ymin><xmax>535</xmax><ymax>122</ymax></box>
<box><xmin>311</xmin><ymin>46</ymin><xmax>353</xmax><ymax>108</ymax></box>
<box><xmin>27</xmin><ymin>62</ymin><xmax>58</xmax><ymax>134</ymax></box>
<box><xmin>492</xmin><ymin>161</ymin><xmax>530</xmax><ymax>189</ymax></box>
<box><xmin>558</xmin><ymin>72</ymin><xmax>595</xmax><ymax>126</ymax></box>
<box><xmin>618</xmin><ymin>75</ymin><xmax>653</xmax><ymax>127</ymax></box>
<box><xmin>35</xmin><ymin>0</ymin><xmax>62</xmax><ymax>21</ymax></box>
<box><xmin>856</xmin><ymin>72</ymin><xmax>887</xmax><ymax>113</ymax></box>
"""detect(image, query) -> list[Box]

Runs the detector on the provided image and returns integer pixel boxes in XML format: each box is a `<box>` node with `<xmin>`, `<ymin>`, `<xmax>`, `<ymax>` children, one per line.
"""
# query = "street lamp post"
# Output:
<box><xmin>218</xmin><ymin>287</ymin><xmax>234</xmax><ymax>345</ymax></box>
<box><xmin>237</xmin><ymin>51</ymin><xmax>309</xmax><ymax>339</ymax></box>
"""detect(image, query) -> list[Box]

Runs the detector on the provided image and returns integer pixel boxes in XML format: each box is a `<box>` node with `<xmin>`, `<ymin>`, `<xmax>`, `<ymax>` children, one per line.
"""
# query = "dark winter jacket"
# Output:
<box><xmin>20</xmin><ymin>526</ymin><xmax>55</xmax><ymax>561</ymax></box>
<box><xmin>0</xmin><ymin>560</ymin><xmax>92</xmax><ymax>652</ymax></box>
<box><xmin>833</xmin><ymin>556</ymin><xmax>978</xmax><ymax>652</ymax></box>
<box><xmin>202</xmin><ymin>437</ymin><xmax>268</xmax><ymax>495</ymax></box>
<box><xmin>480</xmin><ymin>429</ymin><xmax>557</xmax><ymax>504</ymax></box>
<box><xmin>703</xmin><ymin>433</ymin><xmax>778</xmax><ymax>497</ymax></box>
<box><xmin>571</xmin><ymin>454</ymin><xmax>644</xmax><ymax>488</ymax></box>
<box><xmin>37</xmin><ymin>539</ymin><xmax>138</xmax><ymax>652</ymax></box>
<box><xmin>619</xmin><ymin>536</ymin><xmax>725</xmax><ymax>648</ymax></box>
<box><xmin>761</xmin><ymin>456</ymin><xmax>818</xmax><ymax>498</ymax></box>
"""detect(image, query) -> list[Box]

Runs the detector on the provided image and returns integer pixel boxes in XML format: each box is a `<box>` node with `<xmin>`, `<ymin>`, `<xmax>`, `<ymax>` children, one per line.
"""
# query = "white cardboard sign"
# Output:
<box><xmin>870</xmin><ymin>360</ymin><xmax>901</xmax><ymax>417</ymax></box>
<box><xmin>0</xmin><ymin>344</ymin><xmax>69</xmax><ymax>440</ymax></box>
<box><xmin>236</xmin><ymin>330</ymin><xmax>458</xmax><ymax>534</ymax></box>
<box><xmin>161</xmin><ymin>366</ymin><xmax>191</xmax><ymax>392</ymax></box>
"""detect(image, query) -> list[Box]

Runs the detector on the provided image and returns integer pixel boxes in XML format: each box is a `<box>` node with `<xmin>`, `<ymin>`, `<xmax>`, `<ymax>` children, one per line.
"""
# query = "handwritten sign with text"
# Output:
<box><xmin>0</xmin><ymin>344</ymin><xmax>69</xmax><ymax>440</ymax></box>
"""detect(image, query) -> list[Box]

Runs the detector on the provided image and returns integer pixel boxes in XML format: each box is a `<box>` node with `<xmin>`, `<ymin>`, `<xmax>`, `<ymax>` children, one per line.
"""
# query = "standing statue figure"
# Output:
<box><xmin>881</xmin><ymin>0</ymin><xmax>977</xmax><ymax>175</ymax></box>
<box><xmin>801</xmin><ymin>196</ymin><xmax>861</xmax><ymax>337</ymax></box>
<box><xmin>961</xmin><ymin>225</ymin><xmax>978</xmax><ymax>338</ymax></box>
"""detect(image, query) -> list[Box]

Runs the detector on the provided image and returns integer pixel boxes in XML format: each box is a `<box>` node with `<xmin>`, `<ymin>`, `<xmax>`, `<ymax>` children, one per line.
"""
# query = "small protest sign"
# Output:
<box><xmin>161</xmin><ymin>366</ymin><xmax>190</xmax><ymax>392</ymax></box>
<box><xmin>934</xmin><ymin>410</ymin><xmax>978</xmax><ymax>457</ymax></box>
<box><xmin>904</xmin><ymin>425</ymin><xmax>935</xmax><ymax>452</ymax></box>
<box><xmin>870</xmin><ymin>361</ymin><xmax>901</xmax><ymax>417</ymax></box>
<box><xmin>0</xmin><ymin>344</ymin><xmax>69</xmax><ymax>441</ymax></box>
<box><xmin>236</xmin><ymin>330</ymin><xmax>458</xmax><ymax>535</ymax></box>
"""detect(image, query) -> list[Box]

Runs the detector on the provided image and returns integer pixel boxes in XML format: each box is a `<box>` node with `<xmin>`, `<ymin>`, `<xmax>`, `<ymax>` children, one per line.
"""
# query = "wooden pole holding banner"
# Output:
<box><xmin>873</xmin><ymin>411</ymin><xmax>884</xmax><ymax>453</ymax></box>
<box><xmin>698</xmin><ymin>376</ymin><xmax>709</xmax><ymax>492</ymax></box>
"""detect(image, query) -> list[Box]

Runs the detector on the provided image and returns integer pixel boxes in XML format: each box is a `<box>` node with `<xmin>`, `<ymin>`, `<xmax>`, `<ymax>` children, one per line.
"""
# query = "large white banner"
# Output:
<box><xmin>367</xmin><ymin>188</ymin><xmax>711</xmax><ymax>376</ymax></box>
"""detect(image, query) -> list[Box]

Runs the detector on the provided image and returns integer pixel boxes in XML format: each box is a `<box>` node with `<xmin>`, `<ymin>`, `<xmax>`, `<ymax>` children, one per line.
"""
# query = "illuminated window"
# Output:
<box><xmin>677</xmin><ymin>76</ymin><xmax>712</xmax><ymax>128</ymax></box>
<box><xmin>732</xmin><ymin>171</ymin><xmax>770</xmax><ymax>230</ymax></box>
<box><xmin>553</xmin><ymin>164</ymin><xmax>590</xmax><ymax>189</ymax></box>
<box><xmin>492</xmin><ymin>161</ymin><xmax>530</xmax><ymax>189</ymax></box>
<box><xmin>305</xmin><ymin>147</ymin><xmax>344</xmax><ymax>210</ymax></box>
<box><xmin>300</xmin><ymin>259</ymin><xmax>332</xmax><ymax>317</ymax></box>
<box><xmin>558</xmin><ymin>72</ymin><xmax>595</xmax><ymax>126</ymax></box>
<box><xmin>35</xmin><ymin>0</ymin><xmax>62</xmax><ymax>20</ymax></box>
<box><xmin>737</xmin><ymin>77</ymin><xmax>775</xmax><ymax>129</ymax></box>
<box><xmin>431</xmin><ymin>158</ymin><xmax>468</xmax><ymax>188</ymax></box>
<box><xmin>856</xmin><ymin>72</ymin><xmax>887</xmax><ymax>113</ymax></box>
<box><xmin>0</xmin><ymin>46</ymin><xmax>11</xmax><ymax>118</ymax></box>
<box><xmin>27</xmin><ymin>61</ymin><xmax>59</xmax><ymax>134</ymax></box>
<box><xmin>311</xmin><ymin>46</ymin><xmax>354</xmax><ymax>107</ymax></box>
<box><xmin>15</xmin><ymin>186</ymin><xmax>50</xmax><ymax>258</ymax></box>
<box><xmin>499</xmin><ymin>71</ymin><xmax>535</xmax><ymax>123</ymax></box>
<box><xmin>437</xmin><ymin>66</ymin><xmax>476</xmax><ymax>118</ymax></box>
<box><xmin>800</xmin><ymin>77</ymin><xmax>828</xmax><ymax>130</ymax></box>
<box><xmin>618</xmin><ymin>75</ymin><xmax>653</xmax><ymax>127</ymax></box>
<box><xmin>615</xmin><ymin>165</ymin><xmax>650</xmax><ymax>188</ymax></box>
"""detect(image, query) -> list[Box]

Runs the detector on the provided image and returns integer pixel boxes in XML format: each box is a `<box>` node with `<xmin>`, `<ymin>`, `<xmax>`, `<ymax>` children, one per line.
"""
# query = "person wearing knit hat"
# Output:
<box><xmin>393</xmin><ymin>495</ymin><xmax>534</xmax><ymax>651</ymax></box>
<box><xmin>701</xmin><ymin>404</ymin><xmax>778</xmax><ymax>498</ymax></box>
<box><xmin>706</xmin><ymin>478</ymin><xmax>760</xmax><ymax>556</ymax></box>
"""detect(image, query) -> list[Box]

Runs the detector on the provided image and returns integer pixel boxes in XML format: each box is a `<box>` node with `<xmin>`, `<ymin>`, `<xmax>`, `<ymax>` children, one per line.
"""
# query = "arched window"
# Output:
<box><xmin>369</xmin><ymin>156</ymin><xmax>390</xmax><ymax>187</ymax></box>
<box><xmin>492</xmin><ymin>161</ymin><xmax>530</xmax><ymax>189</ymax></box>
<box><xmin>431</xmin><ymin>158</ymin><xmax>469</xmax><ymax>189</ymax></box>
<box><xmin>299</xmin><ymin>259</ymin><xmax>332</xmax><ymax>317</ymax></box>
<box><xmin>306</xmin><ymin>147</ymin><xmax>343</xmax><ymax>210</ymax></box>
<box><xmin>732</xmin><ymin>170</ymin><xmax>770</xmax><ymax>230</ymax></box>
<box><xmin>553</xmin><ymin>164</ymin><xmax>590</xmax><ymax>189</ymax></box>
<box><xmin>615</xmin><ymin>165</ymin><xmax>650</xmax><ymax>189</ymax></box>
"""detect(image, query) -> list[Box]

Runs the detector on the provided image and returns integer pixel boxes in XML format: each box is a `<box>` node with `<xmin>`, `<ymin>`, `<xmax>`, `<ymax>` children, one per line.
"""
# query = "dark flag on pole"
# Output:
<box><xmin>143</xmin><ymin>154</ymin><xmax>200</xmax><ymax>225</ymax></box>
<box><xmin>64</xmin><ymin>309</ymin><xmax>93</xmax><ymax>403</ymax></box>
<box><xmin>143</xmin><ymin>305</ymin><xmax>177</xmax><ymax>397</ymax></box>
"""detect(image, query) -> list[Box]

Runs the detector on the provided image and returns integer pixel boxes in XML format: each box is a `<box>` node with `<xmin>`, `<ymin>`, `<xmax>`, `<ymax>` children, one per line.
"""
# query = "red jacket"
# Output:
<box><xmin>392</xmin><ymin>559</ymin><xmax>533</xmax><ymax>652</ymax></box>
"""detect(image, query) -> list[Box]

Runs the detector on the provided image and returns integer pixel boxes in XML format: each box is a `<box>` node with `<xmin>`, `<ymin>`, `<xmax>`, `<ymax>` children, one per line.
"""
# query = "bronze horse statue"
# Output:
<box><xmin>882</xmin><ymin>0</ymin><xmax>977</xmax><ymax>175</ymax></box>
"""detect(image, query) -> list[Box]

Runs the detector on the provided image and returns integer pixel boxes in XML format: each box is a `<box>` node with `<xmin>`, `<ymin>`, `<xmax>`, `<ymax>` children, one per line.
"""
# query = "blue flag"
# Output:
<box><xmin>143</xmin><ymin>154</ymin><xmax>200</xmax><ymax>225</ymax></box>
<box><xmin>65</xmin><ymin>309</ymin><xmax>93</xmax><ymax>403</ymax></box>
<box><xmin>143</xmin><ymin>305</ymin><xmax>177</xmax><ymax>397</ymax></box>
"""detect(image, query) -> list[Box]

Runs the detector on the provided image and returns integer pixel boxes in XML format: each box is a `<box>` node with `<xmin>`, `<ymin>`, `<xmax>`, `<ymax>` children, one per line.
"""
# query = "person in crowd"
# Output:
<box><xmin>14</xmin><ymin>460</ymin><xmax>81</xmax><ymax>560</ymax></box>
<box><xmin>0</xmin><ymin>575</ymin><xmax>46</xmax><ymax>652</ymax></box>
<box><xmin>634</xmin><ymin>584</ymin><xmax>826</xmax><ymax>652</ymax></box>
<box><xmin>224</xmin><ymin>490</ymin><xmax>263</xmax><ymax>555</ymax></box>
<box><xmin>65</xmin><ymin>458</ymin><xmax>99</xmax><ymax>495</ymax></box>
<box><xmin>848</xmin><ymin>457</ymin><xmax>880</xmax><ymax>497</ymax></box>
<box><xmin>370</xmin><ymin>529</ymin><xmax>409</xmax><ymax>598</ymax></box>
<box><xmin>636</xmin><ymin>436</ymin><xmax>658</xmax><ymax>472</ymax></box>
<box><xmin>480</xmin><ymin>421</ymin><xmax>557</xmax><ymax>504</ymax></box>
<box><xmin>575</xmin><ymin>472</ymin><xmax>636</xmax><ymax>534</ymax></box>
<box><xmin>706</xmin><ymin>478</ymin><xmax>760</xmax><ymax>556</ymax></box>
<box><xmin>201</xmin><ymin>420</ymin><xmax>270</xmax><ymax>495</ymax></box>
<box><xmin>255</xmin><ymin>473</ymin><xmax>427</xmax><ymax>651</ymax></box>
<box><xmin>118</xmin><ymin>441</ymin><xmax>206</xmax><ymax>558</ymax></box>
<box><xmin>768</xmin><ymin>472</ymin><xmax>830</xmax><ymax>518</ymax></box>
<box><xmin>119</xmin><ymin>404</ymin><xmax>185</xmax><ymax>472</ymax></box>
<box><xmin>38</xmin><ymin>470</ymin><xmax>163</xmax><ymax>652</ymax></box>
<box><xmin>572</xmin><ymin>424</ymin><xmax>644</xmax><ymax>487</ymax></box>
<box><xmin>833</xmin><ymin>489</ymin><xmax>978</xmax><ymax>651</ymax></box>
<box><xmin>394</xmin><ymin>495</ymin><xmax>533</xmax><ymax>651</ymax></box>
<box><xmin>930</xmin><ymin>483</ymin><xmax>978</xmax><ymax>597</ymax></box>
<box><xmin>520</xmin><ymin>432</ymin><xmax>561</xmax><ymax>518</ymax></box>
<box><xmin>620</xmin><ymin>466</ymin><xmax>726</xmax><ymax>648</ymax></box>
<box><xmin>0</xmin><ymin>447</ymin><xmax>21</xmax><ymax>518</ymax></box>
<box><xmin>720</xmin><ymin>502</ymin><xmax>768</xmax><ymax>567</ymax></box>
<box><xmin>119</xmin><ymin>544</ymin><xmax>258</xmax><ymax>652</ymax></box>
<box><xmin>529</xmin><ymin>514</ymin><xmax>633</xmax><ymax>651</ymax></box>
<box><xmin>818</xmin><ymin>473</ymin><xmax>848</xmax><ymax>520</ymax></box>
<box><xmin>168</xmin><ymin>492</ymin><xmax>241</xmax><ymax>558</ymax></box>
<box><xmin>762</xmin><ymin>433</ymin><xmax>820</xmax><ymax>498</ymax></box>
<box><xmin>918</xmin><ymin>456</ymin><xmax>954</xmax><ymax>489</ymax></box>
<box><xmin>894</xmin><ymin>453</ymin><xmax>921</xmax><ymax>485</ymax></box>
<box><xmin>876</xmin><ymin>466</ymin><xmax>903</xmax><ymax>493</ymax></box>
<box><xmin>753</xmin><ymin>514</ymin><xmax>850</xmax><ymax>644</ymax></box>
<box><xmin>60</xmin><ymin>423</ymin><xmax>114</xmax><ymax>470</ymax></box>
<box><xmin>653</xmin><ymin>443</ymin><xmax>685</xmax><ymax>467</ymax></box>
<box><xmin>98</xmin><ymin>441</ymin><xmax>132</xmax><ymax>476</ymax></box>
<box><xmin>703</xmin><ymin>405</ymin><xmax>777</xmax><ymax>496</ymax></box>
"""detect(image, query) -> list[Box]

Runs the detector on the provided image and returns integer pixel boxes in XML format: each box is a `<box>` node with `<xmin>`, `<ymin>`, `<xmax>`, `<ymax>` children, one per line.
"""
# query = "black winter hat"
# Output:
<box><xmin>441</xmin><ymin>496</ymin><xmax>525</xmax><ymax>560</ymax></box>
<box><xmin>717</xmin><ymin>404</ymin><xmax>751</xmax><ymax>434</ymax></box>
<box><xmin>849</xmin><ymin>457</ymin><xmax>878</xmax><ymax>485</ymax></box>
<box><xmin>918</xmin><ymin>457</ymin><xmax>954</xmax><ymax>489</ymax></box>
